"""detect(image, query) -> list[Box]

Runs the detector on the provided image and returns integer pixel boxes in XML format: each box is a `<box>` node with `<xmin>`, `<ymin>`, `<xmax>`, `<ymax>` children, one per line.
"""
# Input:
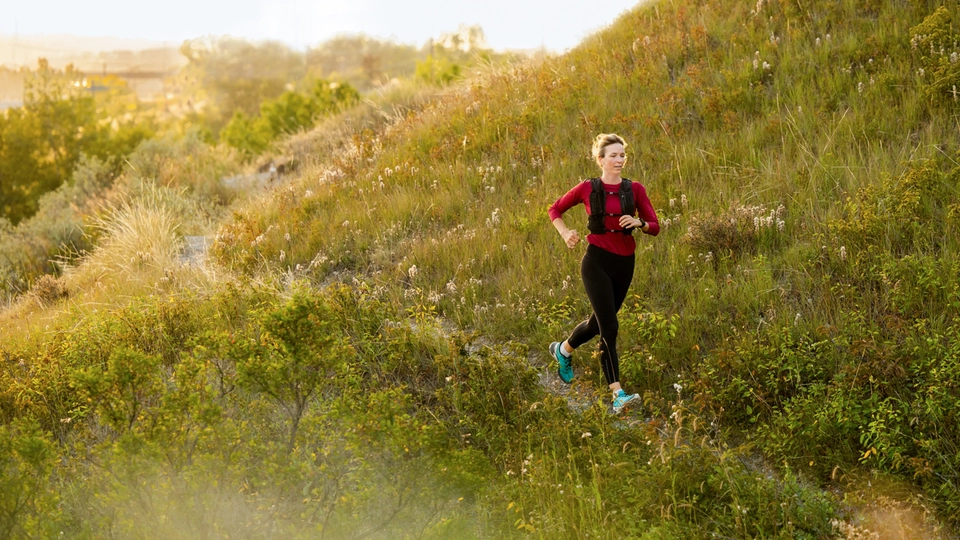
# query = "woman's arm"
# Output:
<box><xmin>549</xmin><ymin>182</ymin><xmax>587</xmax><ymax>248</ymax></box>
<box><xmin>633</xmin><ymin>183</ymin><xmax>660</xmax><ymax>236</ymax></box>
<box><xmin>553</xmin><ymin>217</ymin><xmax>581</xmax><ymax>248</ymax></box>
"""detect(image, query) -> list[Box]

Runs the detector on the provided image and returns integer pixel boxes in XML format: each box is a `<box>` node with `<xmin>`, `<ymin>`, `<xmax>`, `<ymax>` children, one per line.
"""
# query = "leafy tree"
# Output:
<box><xmin>221</xmin><ymin>79</ymin><xmax>359</xmax><ymax>157</ymax></box>
<box><xmin>179</xmin><ymin>37</ymin><xmax>307</xmax><ymax>132</ymax></box>
<box><xmin>306</xmin><ymin>35</ymin><xmax>420</xmax><ymax>90</ymax></box>
<box><xmin>0</xmin><ymin>60</ymin><xmax>150</xmax><ymax>225</ymax></box>
<box><xmin>0</xmin><ymin>418</ymin><xmax>60</xmax><ymax>538</ymax></box>
<box><xmin>231</xmin><ymin>287</ymin><xmax>354</xmax><ymax>450</ymax></box>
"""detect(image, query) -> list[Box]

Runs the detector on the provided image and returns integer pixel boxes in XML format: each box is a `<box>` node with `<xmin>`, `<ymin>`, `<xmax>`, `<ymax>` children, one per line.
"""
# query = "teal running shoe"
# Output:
<box><xmin>612</xmin><ymin>389</ymin><xmax>640</xmax><ymax>414</ymax></box>
<box><xmin>550</xmin><ymin>342</ymin><xmax>574</xmax><ymax>384</ymax></box>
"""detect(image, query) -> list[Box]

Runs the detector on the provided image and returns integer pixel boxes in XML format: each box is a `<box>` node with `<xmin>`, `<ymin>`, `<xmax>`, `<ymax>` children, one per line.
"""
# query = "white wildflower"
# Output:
<box><xmin>342</xmin><ymin>220</ymin><xmax>350</xmax><ymax>227</ymax></box>
<box><xmin>408</xmin><ymin>265</ymin><xmax>419</xmax><ymax>279</ymax></box>
<box><xmin>840</xmin><ymin>245</ymin><xmax>847</xmax><ymax>261</ymax></box>
<box><xmin>674</xmin><ymin>383</ymin><xmax>682</xmax><ymax>394</ymax></box>
<box><xmin>681</xmin><ymin>194</ymin><xmax>688</xmax><ymax>208</ymax></box>
<box><xmin>581</xmin><ymin>432</ymin><xmax>592</xmax><ymax>439</ymax></box>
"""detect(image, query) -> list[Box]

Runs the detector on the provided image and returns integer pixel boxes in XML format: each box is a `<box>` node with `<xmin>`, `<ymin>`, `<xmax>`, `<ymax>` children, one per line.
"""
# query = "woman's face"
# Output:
<box><xmin>597</xmin><ymin>143</ymin><xmax>626</xmax><ymax>176</ymax></box>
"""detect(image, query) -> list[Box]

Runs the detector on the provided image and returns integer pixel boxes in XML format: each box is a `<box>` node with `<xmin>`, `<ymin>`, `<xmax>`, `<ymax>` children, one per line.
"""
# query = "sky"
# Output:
<box><xmin>2</xmin><ymin>0</ymin><xmax>642</xmax><ymax>52</ymax></box>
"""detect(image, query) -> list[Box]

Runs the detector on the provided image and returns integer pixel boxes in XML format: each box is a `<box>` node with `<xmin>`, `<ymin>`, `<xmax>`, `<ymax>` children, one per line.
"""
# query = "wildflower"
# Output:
<box><xmin>795</xmin><ymin>313</ymin><xmax>801</xmax><ymax>325</ymax></box>
<box><xmin>857</xmin><ymin>82</ymin><xmax>863</xmax><ymax>94</ymax></box>
<box><xmin>304</xmin><ymin>190</ymin><xmax>314</xmax><ymax>198</ymax></box>
<box><xmin>669</xmin><ymin>198</ymin><xmax>676</xmax><ymax>208</ymax></box>
<box><xmin>762</xmin><ymin>61</ymin><xmax>771</xmax><ymax>70</ymax></box>
<box><xmin>674</xmin><ymin>383</ymin><xmax>682</xmax><ymax>394</ymax></box>
<box><xmin>446</xmin><ymin>280</ymin><xmax>457</xmax><ymax>293</ymax></box>
<box><xmin>427</xmin><ymin>292</ymin><xmax>442</xmax><ymax>304</ymax></box>
<box><xmin>487</xmin><ymin>208</ymin><xmax>501</xmax><ymax>226</ymax></box>
<box><xmin>681</xmin><ymin>194</ymin><xmax>688</xmax><ymax>208</ymax></box>
<box><xmin>279</xmin><ymin>250</ymin><xmax>286</xmax><ymax>262</ymax></box>
<box><xmin>408</xmin><ymin>265</ymin><xmax>419</xmax><ymax>279</ymax></box>
<box><xmin>777</xmin><ymin>219</ymin><xmax>785</xmax><ymax>231</ymax></box>
<box><xmin>581</xmin><ymin>432</ymin><xmax>592</xmax><ymax>438</ymax></box>
<box><xmin>342</xmin><ymin>220</ymin><xmax>350</xmax><ymax>227</ymax></box>
<box><xmin>952</xmin><ymin>52</ymin><xmax>959</xmax><ymax>64</ymax></box>
<box><xmin>816</xmin><ymin>37</ymin><xmax>821</xmax><ymax>47</ymax></box>
<box><xmin>840</xmin><ymin>245</ymin><xmax>847</xmax><ymax>261</ymax></box>
<box><xmin>284</xmin><ymin>232</ymin><xmax>291</xmax><ymax>241</ymax></box>
<box><xmin>643</xmin><ymin>35</ymin><xmax>651</xmax><ymax>46</ymax></box>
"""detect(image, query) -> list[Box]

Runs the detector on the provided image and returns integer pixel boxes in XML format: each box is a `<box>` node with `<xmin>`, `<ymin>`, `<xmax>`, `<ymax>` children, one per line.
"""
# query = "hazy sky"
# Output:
<box><xmin>3</xmin><ymin>0</ymin><xmax>642</xmax><ymax>52</ymax></box>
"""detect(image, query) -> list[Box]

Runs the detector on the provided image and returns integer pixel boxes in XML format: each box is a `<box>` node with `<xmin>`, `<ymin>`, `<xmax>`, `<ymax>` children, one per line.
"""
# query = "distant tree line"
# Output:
<box><xmin>0</xmin><ymin>25</ymin><xmax>517</xmax><ymax>225</ymax></box>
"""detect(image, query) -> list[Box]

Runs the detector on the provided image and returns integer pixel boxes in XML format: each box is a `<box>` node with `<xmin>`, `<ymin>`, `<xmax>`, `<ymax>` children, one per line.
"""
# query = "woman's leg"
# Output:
<box><xmin>567</xmin><ymin>245</ymin><xmax>634</xmax><ymax>386</ymax></box>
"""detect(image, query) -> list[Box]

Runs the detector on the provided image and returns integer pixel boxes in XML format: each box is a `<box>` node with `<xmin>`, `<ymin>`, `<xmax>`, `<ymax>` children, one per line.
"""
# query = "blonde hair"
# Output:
<box><xmin>591</xmin><ymin>133</ymin><xmax>628</xmax><ymax>160</ymax></box>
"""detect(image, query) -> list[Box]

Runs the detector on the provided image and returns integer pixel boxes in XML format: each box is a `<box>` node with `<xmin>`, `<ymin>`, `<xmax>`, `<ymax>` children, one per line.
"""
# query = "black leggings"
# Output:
<box><xmin>566</xmin><ymin>244</ymin><xmax>635</xmax><ymax>385</ymax></box>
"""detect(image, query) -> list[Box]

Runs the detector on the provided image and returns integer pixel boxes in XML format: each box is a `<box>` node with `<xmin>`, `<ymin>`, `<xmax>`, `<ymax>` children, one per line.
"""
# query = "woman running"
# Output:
<box><xmin>547</xmin><ymin>133</ymin><xmax>659</xmax><ymax>413</ymax></box>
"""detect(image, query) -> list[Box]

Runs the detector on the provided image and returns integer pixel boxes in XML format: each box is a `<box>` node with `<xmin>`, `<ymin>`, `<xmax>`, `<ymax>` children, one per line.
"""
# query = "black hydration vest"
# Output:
<box><xmin>587</xmin><ymin>178</ymin><xmax>635</xmax><ymax>235</ymax></box>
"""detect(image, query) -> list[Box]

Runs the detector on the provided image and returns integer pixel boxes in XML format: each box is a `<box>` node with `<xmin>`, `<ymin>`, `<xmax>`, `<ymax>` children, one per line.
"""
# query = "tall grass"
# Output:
<box><xmin>2</xmin><ymin>0</ymin><xmax>960</xmax><ymax>536</ymax></box>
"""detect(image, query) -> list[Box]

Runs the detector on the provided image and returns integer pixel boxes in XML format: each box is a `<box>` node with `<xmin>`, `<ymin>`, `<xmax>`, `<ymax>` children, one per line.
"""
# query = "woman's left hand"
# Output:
<box><xmin>619</xmin><ymin>215</ymin><xmax>645</xmax><ymax>231</ymax></box>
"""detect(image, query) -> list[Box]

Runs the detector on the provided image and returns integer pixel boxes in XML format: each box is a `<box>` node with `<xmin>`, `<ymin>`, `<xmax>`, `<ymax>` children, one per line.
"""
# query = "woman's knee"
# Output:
<box><xmin>599</xmin><ymin>319</ymin><xmax>619</xmax><ymax>341</ymax></box>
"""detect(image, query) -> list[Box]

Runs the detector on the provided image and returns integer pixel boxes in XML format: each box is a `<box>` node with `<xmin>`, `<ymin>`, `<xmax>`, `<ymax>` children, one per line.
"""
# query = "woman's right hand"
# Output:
<box><xmin>562</xmin><ymin>229</ymin><xmax>581</xmax><ymax>249</ymax></box>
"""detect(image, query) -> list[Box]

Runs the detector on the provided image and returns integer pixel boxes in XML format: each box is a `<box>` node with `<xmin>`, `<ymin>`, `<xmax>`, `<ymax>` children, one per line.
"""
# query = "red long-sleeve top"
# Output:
<box><xmin>548</xmin><ymin>179</ymin><xmax>659</xmax><ymax>256</ymax></box>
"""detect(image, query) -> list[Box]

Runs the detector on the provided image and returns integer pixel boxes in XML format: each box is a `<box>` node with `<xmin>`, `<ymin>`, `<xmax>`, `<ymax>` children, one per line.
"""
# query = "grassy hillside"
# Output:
<box><xmin>2</xmin><ymin>0</ymin><xmax>960</xmax><ymax>537</ymax></box>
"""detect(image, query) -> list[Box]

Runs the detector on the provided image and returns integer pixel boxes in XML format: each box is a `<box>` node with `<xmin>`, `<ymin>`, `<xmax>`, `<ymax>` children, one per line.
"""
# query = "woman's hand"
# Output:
<box><xmin>561</xmin><ymin>228</ymin><xmax>581</xmax><ymax>249</ymax></box>
<box><xmin>619</xmin><ymin>215</ymin><xmax>646</xmax><ymax>231</ymax></box>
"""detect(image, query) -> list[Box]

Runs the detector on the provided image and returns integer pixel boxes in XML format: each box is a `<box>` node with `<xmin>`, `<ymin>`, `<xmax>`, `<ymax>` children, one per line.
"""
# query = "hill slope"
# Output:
<box><xmin>2</xmin><ymin>0</ymin><xmax>960</xmax><ymax>537</ymax></box>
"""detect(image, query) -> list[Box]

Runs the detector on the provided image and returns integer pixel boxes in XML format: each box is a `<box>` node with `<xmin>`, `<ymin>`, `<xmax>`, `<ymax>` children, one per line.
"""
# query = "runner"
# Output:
<box><xmin>547</xmin><ymin>133</ymin><xmax>659</xmax><ymax>413</ymax></box>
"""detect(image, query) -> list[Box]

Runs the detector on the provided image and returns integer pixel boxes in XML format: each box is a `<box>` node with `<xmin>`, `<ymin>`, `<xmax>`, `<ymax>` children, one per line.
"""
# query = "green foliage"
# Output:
<box><xmin>416</xmin><ymin>55</ymin><xmax>464</xmax><ymax>86</ymax></box>
<box><xmin>911</xmin><ymin>6</ymin><xmax>960</xmax><ymax>108</ymax></box>
<box><xmin>179</xmin><ymin>37</ymin><xmax>307</xmax><ymax>131</ymax></box>
<box><xmin>71</xmin><ymin>347</ymin><xmax>165</xmax><ymax>434</ymax></box>
<box><xmin>8</xmin><ymin>0</ymin><xmax>960</xmax><ymax>536</ymax></box>
<box><xmin>221</xmin><ymin>80</ymin><xmax>359</xmax><ymax>157</ymax></box>
<box><xmin>0</xmin><ymin>418</ymin><xmax>60</xmax><ymax>539</ymax></box>
<box><xmin>0</xmin><ymin>60</ymin><xmax>154</xmax><ymax>226</ymax></box>
<box><xmin>230</xmin><ymin>286</ymin><xmax>354</xmax><ymax>449</ymax></box>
